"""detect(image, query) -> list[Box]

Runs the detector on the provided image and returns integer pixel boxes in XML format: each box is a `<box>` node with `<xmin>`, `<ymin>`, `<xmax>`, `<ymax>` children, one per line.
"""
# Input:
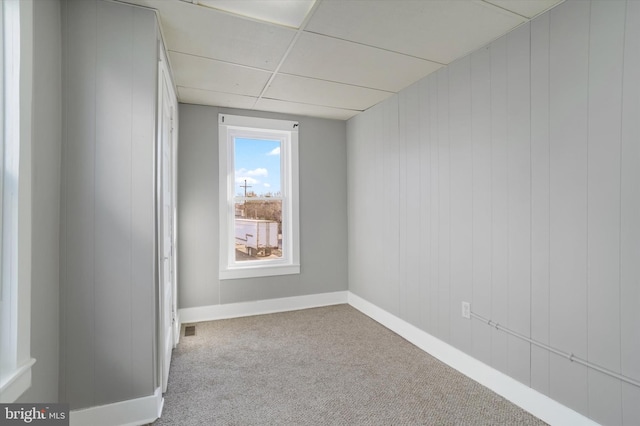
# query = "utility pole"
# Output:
<box><xmin>240</xmin><ymin>179</ymin><xmax>252</xmax><ymax>198</ymax></box>
<box><xmin>240</xmin><ymin>179</ymin><xmax>252</xmax><ymax>217</ymax></box>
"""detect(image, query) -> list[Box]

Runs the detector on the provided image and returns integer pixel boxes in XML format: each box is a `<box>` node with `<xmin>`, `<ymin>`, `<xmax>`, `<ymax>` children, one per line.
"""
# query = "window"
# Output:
<box><xmin>219</xmin><ymin>114</ymin><xmax>300</xmax><ymax>280</ymax></box>
<box><xmin>0</xmin><ymin>0</ymin><xmax>34</xmax><ymax>403</ymax></box>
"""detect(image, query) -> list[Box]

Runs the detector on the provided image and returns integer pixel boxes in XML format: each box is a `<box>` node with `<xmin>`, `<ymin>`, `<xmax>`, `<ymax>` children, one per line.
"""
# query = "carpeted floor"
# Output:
<box><xmin>154</xmin><ymin>304</ymin><xmax>546</xmax><ymax>425</ymax></box>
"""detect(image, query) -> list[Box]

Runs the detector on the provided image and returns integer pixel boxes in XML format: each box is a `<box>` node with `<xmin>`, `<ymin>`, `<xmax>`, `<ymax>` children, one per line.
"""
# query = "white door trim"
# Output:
<box><xmin>156</xmin><ymin>45</ymin><xmax>177</xmax><ymax>394</ymax></box>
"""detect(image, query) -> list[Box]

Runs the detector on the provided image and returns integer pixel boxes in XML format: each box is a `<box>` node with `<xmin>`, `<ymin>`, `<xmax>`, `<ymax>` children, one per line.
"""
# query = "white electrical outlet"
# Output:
<box><xmin>461</xmin><ymin>301</ymin><xmax>471</xmax><ymax>319</ymax></box>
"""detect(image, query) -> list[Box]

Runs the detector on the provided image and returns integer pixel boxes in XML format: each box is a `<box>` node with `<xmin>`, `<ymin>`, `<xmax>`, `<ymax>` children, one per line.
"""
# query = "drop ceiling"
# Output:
<box><xmin>116</xmin><ymin>0</ymin><xmax>564</xmax><ymax>120</ymax></box>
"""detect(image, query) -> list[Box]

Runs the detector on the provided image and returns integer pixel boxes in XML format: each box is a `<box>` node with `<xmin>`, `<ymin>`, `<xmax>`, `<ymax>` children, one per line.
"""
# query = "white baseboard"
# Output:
<box><xmin>178</xmin><ymin>290</ymin><xmax>349</xmax><ymax>324</ymax></box>
<box><xmin>70</xmin><ymin>386</ymin><xmax>163</xmax><ymax>426</ymax></box>
<box><xmin>347</xmin><ymin>292</ymin><xmax>599</xmax><ymax>426</ymax></box>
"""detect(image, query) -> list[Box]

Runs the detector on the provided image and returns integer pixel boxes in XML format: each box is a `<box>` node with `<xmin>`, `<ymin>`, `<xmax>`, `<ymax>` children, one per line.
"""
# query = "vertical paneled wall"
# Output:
<box><xmin>346</xmin><ymin>1</ymin><xmax>640</xmax><ymax>424</ymax></box>
<box><xmin>60</xmin><ymin>0</ymin><xmax>158</xmax><ymax>410</ymax></box>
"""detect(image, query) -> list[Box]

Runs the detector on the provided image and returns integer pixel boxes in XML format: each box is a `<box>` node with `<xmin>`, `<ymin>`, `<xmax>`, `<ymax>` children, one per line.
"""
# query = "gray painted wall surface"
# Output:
<box><xmin>17</xmin><ymin>0</ymin><xmax>62</xmax><ymax>404</ymax></box>
<box><xmin>347</xmin><ymin>1</ymin><xmax>640</xmax><ymax>424</ymax></box>
<box><xmin>59</xmin><ymin>0</ymin><xmax>158</xmax><ymax>409</ymax></box>
<box><xmin>178</xmin><ymin>104</ymin><xmax>348</xmax><ymax>309</ymax></box>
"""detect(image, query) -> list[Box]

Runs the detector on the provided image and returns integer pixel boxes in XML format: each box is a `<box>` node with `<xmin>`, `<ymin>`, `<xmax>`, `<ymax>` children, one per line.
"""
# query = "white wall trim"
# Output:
<box><xmin>347</xmin><ymin>292</ymin><xmax>599</xmax><ymax>426</ymax></box>
<box><xmin>0</xmin><ymin>358</ymin><xmax>35</xmax><ymax>403</ymax></box>
<box><xmin>70</xmin><ymin>387</ymin><xmax>163</xmax><ymax>426</ymax></box>
<box><xmin>178</xmin><ymin>291</ymin><xmax>348</xmax><ymax>324</ymax></box>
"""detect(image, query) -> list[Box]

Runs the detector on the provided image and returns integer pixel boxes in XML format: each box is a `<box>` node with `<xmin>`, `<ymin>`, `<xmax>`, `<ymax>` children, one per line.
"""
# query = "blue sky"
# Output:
<box><xmin>234</xmin><ymin>137</ymin><xmax>281</xmax><ymax>197</ymax></box>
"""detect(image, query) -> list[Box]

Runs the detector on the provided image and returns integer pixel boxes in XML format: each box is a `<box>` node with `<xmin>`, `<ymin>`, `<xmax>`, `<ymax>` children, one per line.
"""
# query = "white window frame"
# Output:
<box><xmin>219</xmin><ymin>114</ymin><xmax>300</xmax><ymax>280</ymax></box>
<box><xmin>0</xmin><ymin>0</ymin><xmax>34</xmax><ymax>403</ymax></box>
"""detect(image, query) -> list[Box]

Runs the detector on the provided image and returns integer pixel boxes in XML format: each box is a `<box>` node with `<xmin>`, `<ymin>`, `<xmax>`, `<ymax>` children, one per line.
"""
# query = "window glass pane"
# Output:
<box><xmin>234</xmin><ymin>200</ymin><xmax>282</xmax><ymax>261</ymax></box>
<box><xmin>233</xmin><ymin>137</ymin><xmax>283</xmax><ymax>262</ymax></box>
<box><xmin>234</xmin><ymin>137</ymin><xmax>281</xmax><ymax>197</ymax></box>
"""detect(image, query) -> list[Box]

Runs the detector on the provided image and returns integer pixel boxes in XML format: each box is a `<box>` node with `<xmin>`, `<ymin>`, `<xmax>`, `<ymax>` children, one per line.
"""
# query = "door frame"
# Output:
<box><xmin>156</xmin><ymin>45</ymin><xmax>178</xmax><ymax>394</ymax></box>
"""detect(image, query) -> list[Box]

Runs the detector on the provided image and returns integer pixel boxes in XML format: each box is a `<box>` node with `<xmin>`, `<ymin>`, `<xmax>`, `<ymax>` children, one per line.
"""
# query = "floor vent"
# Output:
<box><xmin>184</xmin><ymin>325</ymin><xmax>196</xmax><ymax>337</ymax></box>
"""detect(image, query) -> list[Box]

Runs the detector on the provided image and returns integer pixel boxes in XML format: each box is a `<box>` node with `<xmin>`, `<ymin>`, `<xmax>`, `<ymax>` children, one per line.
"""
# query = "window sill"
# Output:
<box><xmin>219</xmin><ymin>264</ymin><xmax>300</xmax><ymax>280</ymax></box>
<box><xmin>0</xmin><ymin>358</ymin><xmax>36</xmax><ymax>403</ymax></box>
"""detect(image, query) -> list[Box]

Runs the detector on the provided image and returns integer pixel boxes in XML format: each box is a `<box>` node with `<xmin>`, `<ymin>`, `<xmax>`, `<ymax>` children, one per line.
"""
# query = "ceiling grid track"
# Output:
<box><xmin>301</xmin><ymin>29</ymin><xmax>448</xmax><ymax>66</ymax></box>
<box><xmin>252</xmin><ymin>0</ymin><xmax>324</xmax><ymax>109</ymax></box>
<box><xmin>479</xmin><ymin>0</ymin><xmax>530</xmax><ymax>20</ymax></box>
<box><xmin>115</xmin><ymin>0</ymin><xmax>566</xmax><ymax>120</ymax></box>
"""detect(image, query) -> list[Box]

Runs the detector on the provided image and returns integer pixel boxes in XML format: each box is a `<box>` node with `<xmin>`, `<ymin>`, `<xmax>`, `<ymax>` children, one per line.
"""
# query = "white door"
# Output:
<box><xmin>158</xmin><ymin>54</ymin><xmax>176</xmax><ymax>393</ymax></box>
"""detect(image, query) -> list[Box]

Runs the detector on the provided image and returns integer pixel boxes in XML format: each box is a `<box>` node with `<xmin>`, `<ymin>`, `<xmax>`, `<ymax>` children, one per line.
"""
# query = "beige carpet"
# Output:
<box><xmin>154</xmin><ymin>304</ymin><xmax>546</xmax><ymax>425</ymax></box>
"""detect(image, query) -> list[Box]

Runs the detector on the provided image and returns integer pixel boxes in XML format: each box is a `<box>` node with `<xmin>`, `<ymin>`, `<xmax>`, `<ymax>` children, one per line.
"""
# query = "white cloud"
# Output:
<box><xmin>263</xmin><ymin>183</ymin><xmax>271</xmax><ymax>188</ymax></box>
<box><xmin>237</xmin><ymin>167</ymin><xmax>268</xmax><ymax>177</ymax></box>
<box><xmin>267</xmin><ymin>147</ymin><xmax>280</xmax><ymax>156</ymax></box>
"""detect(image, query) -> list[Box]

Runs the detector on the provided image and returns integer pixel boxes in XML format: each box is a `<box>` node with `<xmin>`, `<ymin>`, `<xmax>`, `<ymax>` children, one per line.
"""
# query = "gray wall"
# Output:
<box><xmin>17</xmin><ymin>0</ymin><xmax>62</xmax><ymax>404</ymax></box>
<box><xmin>347</xmin><ymin>1</ymin><xmax>640</xmax><ymax>425</ymax></box>
<box><xmin>178</xmin><ymin>104</ymin><xmax>348</xmax><ymax>308</ymax></box>
<box><xmin>59</xmin><ymin>0</ymin><xmax>158</xmax><ymax>409</ymax></box>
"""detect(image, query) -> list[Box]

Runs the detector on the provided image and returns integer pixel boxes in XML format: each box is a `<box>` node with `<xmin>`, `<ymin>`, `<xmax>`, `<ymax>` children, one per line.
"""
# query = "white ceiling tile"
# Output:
<box><xmin>483</xmin><ymin>0</ymin><xmax>564</xmax><ymax>19</ymax></box>
<box><xmin>198</xmin><ymin>0</ymin><xmax>315</xmax><ymax>28</ymax></box>
<box><xmin>281</xmin><ymin>32</ymin><xmax>442</xmax><ymax>92</ymax></box>
<box><xmin>264</xmin><ymin>74</ymin><xmax>393</xmax><ymax>111</ymax></box>
<box><xmin>117</xmin><ymin>0</ymin><xmax>562</xmax><ymax>120</ymax></box>
<box><xmin>177</xmin><ymin>87</ymin><xmax>258</xmax><ymax>109</ymax></box>
<box><xmin>306</xmin><ymin>0</ymin><xmax>526</xmax><ymax>64</ymax></box>
<box><xmin>118</xmin><ymin>0</ymin><xmax>295</xmax><ymax>71</ymax></box>
<box><xmin>254</xmin><ymin>98</ymin><xmax>360</xmax><ymax>121</ymax></box>
<box><xmin>169</xmin><ymin>52</ymin><xmax>271</xmax><ymax>97</ymax></box>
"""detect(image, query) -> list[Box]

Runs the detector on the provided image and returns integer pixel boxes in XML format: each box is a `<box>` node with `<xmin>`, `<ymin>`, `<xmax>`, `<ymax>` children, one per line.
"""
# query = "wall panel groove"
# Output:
<box><xmin>470</xmin><ymin>46</ymin><xmax>492</xmax><ymax>366</ymax></box>
<box><xmin>586</xmin><ymin>1</ymin><xmax>625</xmax><ymax>423</ymax></box>
<box><xmin>490</xmin><ymin>35</ymin><xmax>508</xmax><ymax>374</ymax></box>
<box><xmin>530</xmin><ymin>10</ymin><xmax>551</xmax><ymax>398</ymax></box>
<box><xmin>548</xmin><ymin>0</ymin><xmax>590</xmax><ymax>413</ymax></box>
<box><xmin>506</xmin><ymin>23</ymin><xmax>531</xmax><ymax>387</ymax></box>
<box><xmin>620</xmin><ymin>1</ymin><xmax>640</xmax><ymax>423</ymax></box>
